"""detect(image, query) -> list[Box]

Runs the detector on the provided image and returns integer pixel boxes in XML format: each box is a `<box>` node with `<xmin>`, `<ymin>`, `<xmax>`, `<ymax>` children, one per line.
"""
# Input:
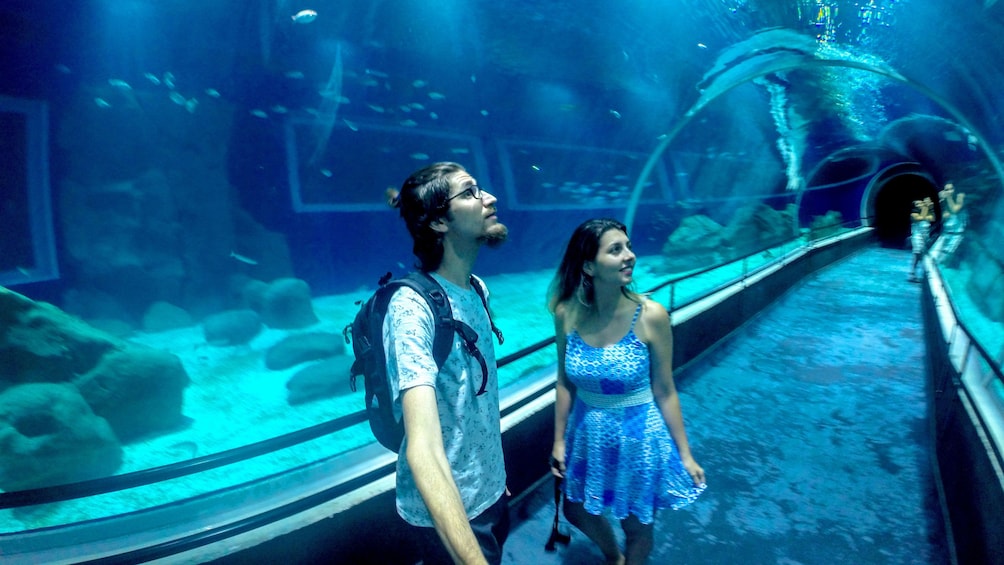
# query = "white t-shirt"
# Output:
<box><xmin>383</xmin><ymin>273</ymin><xmax>506</xmax><ymax>526</ymax></box>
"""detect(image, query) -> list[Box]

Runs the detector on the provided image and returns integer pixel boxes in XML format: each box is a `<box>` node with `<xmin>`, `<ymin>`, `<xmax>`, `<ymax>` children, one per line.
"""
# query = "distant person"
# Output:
<box><xmin>908</xmin><ymin>197</ymin><xmax>934</xmax><ymax>282</ymax></box>
<box><xmin>936</xmin><ymin>182</ymin><xmax>967</xmax><ymax>266</ymax></box>
<box><xmin>548</xmin><ymin>218</ymin><xmax>706</xmax><ymax>564</ymax></box>
<box><xmin>385</xmin><ymin>162</ymin><xmax>510</xmax><ymax>564</ymax></box>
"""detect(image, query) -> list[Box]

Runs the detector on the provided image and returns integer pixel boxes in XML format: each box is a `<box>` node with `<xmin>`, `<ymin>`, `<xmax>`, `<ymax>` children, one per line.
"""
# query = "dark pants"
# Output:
<box><xmin>414</xmin><ymin>494</ymin><xmax>510</xmax><ymax>565</ymax></box>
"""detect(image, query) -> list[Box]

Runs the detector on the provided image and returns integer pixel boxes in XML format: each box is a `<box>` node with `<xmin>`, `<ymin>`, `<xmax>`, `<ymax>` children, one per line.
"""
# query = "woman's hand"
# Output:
<box><xmin>550</xmin><ymin>442</ymin><xmax>566</xmax><ymax>478</ymax></box>
<box><xmin>682</xmin><ymin>457</ymin><xmax>706</xmax><ymax>488</ymax></box>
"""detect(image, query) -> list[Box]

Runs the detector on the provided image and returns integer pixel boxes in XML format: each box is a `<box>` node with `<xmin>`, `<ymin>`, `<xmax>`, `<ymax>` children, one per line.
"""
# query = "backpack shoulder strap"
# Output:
<box><xmin>469</xmin><ymin>275</ymin><xmax>504</xmax><ymax>345</ymax></box>
<box><xmin>398</xmin><ymin>272</ymin><xmax>455</xmax><ymax>369</ymax></box>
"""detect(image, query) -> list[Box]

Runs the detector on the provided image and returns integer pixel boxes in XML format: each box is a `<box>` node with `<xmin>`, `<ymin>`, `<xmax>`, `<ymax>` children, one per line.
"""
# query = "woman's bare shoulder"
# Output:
<box><xmin>637</xmin><ymin>298</ymin><xmax>671</xmax><ymax>338</ymax></box>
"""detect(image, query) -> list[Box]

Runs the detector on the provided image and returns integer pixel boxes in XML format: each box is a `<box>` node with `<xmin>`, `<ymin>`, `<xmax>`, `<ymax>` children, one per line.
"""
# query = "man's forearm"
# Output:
<box><xmin>409</xmin><ymin>447</ymin><xmax>486</xmax><ymax>564</ymax></box>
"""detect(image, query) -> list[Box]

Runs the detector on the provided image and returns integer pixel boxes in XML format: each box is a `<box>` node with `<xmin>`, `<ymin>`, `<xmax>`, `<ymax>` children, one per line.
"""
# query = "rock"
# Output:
<box><xmin>0</xmin><ymin>383</ymin><xmax>123</xmax><ymax>491</ymax></box>
<box><xmin>809</xmin><ymin>210</ymin><xmax>845</xmax><ymax>239</ymax></box>
<box><xmin>662</xmin><ymin>215</ymin><xmax>725</xmax><ymax>272</ymax></box>
<box><xmin>74</xmin><ymin>346</ymin><xmax>190</xmax><ymax>442</ymax></box>
<box><xmin>0</xmin><ymin>287</ymin><xmax>120</xmax><ymax>386</ymax></box>
<box><xmin>87</xmin><ymin>318</ymin><xmax>135</xmax><ymax>338</ymax></box>
<box><xmin>142</xmin><ymin>301</ymin><xmax>194</xmax><ymax>332</ymax></box>
<box><xmin>265</xmin><ymin>332</ymin><xmax>344</xmax><ymax>370</ymax></box>
<box><xmin>238</xmin><ymin>277</ymin><xmax>270</xmax><ymax>312</ymax></box>
<box><xmin>718</xmin><ymin>202</ymin><xmax>794</xmax><ymax>258</ymax></box>
<box><xmin>203</xmin><ymin>309</ymin><xmax>262</xmax><ymax>345</ymax></box>
<box><xmin>260</xmin><ymin>278</ymin><xmax>319</xmax><ymax>329</ymax></box>
<box><xmin>287</xmin><ymin>356</ymin><xmax>355</xmax><ymax>405</ymax></box>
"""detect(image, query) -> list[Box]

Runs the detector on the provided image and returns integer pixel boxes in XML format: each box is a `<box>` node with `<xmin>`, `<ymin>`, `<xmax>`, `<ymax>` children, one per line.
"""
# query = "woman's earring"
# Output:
<box><xmin>577</xmin><ymin>275</ymin><xmax>592</xmax><ymax>307</ymax></box>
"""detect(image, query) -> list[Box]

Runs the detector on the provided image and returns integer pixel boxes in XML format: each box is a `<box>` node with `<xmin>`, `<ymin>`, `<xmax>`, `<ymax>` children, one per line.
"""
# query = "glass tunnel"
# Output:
<box><xmin>0</xmin><ymin>0</ymin><xmax>1002</xmax><ymax>562</ymax></box>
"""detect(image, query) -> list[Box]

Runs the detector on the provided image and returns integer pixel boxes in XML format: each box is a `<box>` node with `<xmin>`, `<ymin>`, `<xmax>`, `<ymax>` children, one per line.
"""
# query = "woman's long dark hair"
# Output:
<box><xmin>548</xmin><ymin>218</ymin><xmax>640</xmax><ymax>312</ymax></box>
<box><xmin>391</xmin><ymin>162</ymin><xmax>464</xmax><ymax>271</ymax></box>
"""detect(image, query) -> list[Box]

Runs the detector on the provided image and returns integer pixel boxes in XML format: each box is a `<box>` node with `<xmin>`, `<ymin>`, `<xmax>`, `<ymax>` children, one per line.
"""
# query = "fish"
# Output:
<box><xmin>470</xmin><ymin>74</ymin><xmax>476</xmax><ymax>83</ymax></box>
<box><xmin>270</xmin><ymin>104</ymin><xmax>288</xmax><ymax>114</ymax></box>
<box><xmin>185</xmin><ymin>98</ymin><xmax>198</xmax><ymax>113</ymax></box>
<box><xmin>385</xmin><ymin>190</ymin><xmax>400</xmax><ymax>208</ymax></box>
<box><xmin>409</xmin><ymin>102</ymin><xmax>426</xmax><ymax>110</ymax></box>
<box><xmin>450</xmin><ymin>147</ymin><xmax>469</xmax><ymax>154</ymax></box>
<box><xmin>410</xmin><ymin>152</ymin><xmax>430</xmax><ymax>160</ymax></box>
<box><xmin>427</xmin><ymin>92</ymin><xmax>446</xmax><ymax>100</ymax></box>
<box><xmin>108</xmin><ymin>79</ymin><xmax>132</xmax><ymax>90</ymax></box>
<box><xmin>531</xmin><ymin>165</ymin><xmax>541</xmax><ymax>171</ymax></box>
<box><xmin>285</xmin><ymin>70</ymin><xmax>305</xmax><ymax>79</ymax></box>
<box><xmin>230</xmin><ymin>251</ymin><xmax>258</xmax><ymax>265</ymax></box>
<box><xmin>291</xmin><ymin>9</ymin><xmax>318</xmax><ymax>24</ymax></box>
<box><xmin>54</xmin><ymin>64</ymin><xmax>71</xmax><ymax>74</ymax></box>
<box><xmin>169</xmin><ymin>91</ymin><xmax>186</xmax><ymax>105</ymax></box>
<box><xmin>367</xmin><ymin>104</ymin><xmax>385</xmax><ymax>113</ymax></box>
<box><xmin>480</xmin><ymin>110</ymin><xmax>489</xmax><ymax>116</ymax></box>
<box><xmin>343</xmin><ymin>119</ymin><xmax>359</xmax><ymax>131</ymax></box>
<box><xmin>697</xmin><ymin>43</ymin><xmax>708</xmax><ymax>49</ymax></box>
<box><xmin>320</xmin><ymin>168</ymin><xmax>333</xmax><ymax>177</ymax></box>
<box><xmin>412</xmin><ymin>79</ymin><xmax>427</xmax><ymax>88</ymax></box>
<box><xmin>250</xmin><ymin>109</ymin><xmax>269</xmax><ymax>119</ymax></box>
<box><xmin>144</xmin><ymin>72</ymin><xmax>161</xmax><ymax>85</ymax></box>
<box><xmin>609</xmin><ymin>109</ymin><xmax>622</xmax><ymax>119</ymax></box>
<box><xmin>94</xmin><ymin>97</ymin><xmax>111</xmax><ymax>108</ymax></box>
<box><xmin>365</xmin><ymin>68</ymin><xmax>389</xmax><ymax>78</ymax></box>
<box><xmin>429</xmin><ymin>112</ymin><xmax>439</xmax><ymax>120</ymax></box>
<box><xmin>204</xmin><ymin>88</ymin><xmax>221</xmax><ymax>98</ymax></box>
<box><xmin>399</xmin><ymin>119</ymin><xmax>418</xmax><ymax>127</ymax></box>
<box><xmin>163</xmin><ymin>72</ymin><xmax>175</xmax><ymax>89</ymax></box>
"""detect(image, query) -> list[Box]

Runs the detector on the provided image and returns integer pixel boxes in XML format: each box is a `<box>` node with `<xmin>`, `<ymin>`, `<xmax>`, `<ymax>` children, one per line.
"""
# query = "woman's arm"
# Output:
<box><xmin>641</xmin><ymin>300</ymin><xmax>706</xmax><ymax>487</ymax></box>
<box><xmin>551</xmin><ymin>304</ymin><xmax>574</xmax><ymax>477</ymax></box>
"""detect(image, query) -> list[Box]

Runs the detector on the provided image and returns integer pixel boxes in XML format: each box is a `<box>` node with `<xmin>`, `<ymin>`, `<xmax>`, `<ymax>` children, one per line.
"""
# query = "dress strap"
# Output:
<box><xmin>628</xmin><ymin>303</ymin><xmax>642</xmax><ymax>331</ymax></box>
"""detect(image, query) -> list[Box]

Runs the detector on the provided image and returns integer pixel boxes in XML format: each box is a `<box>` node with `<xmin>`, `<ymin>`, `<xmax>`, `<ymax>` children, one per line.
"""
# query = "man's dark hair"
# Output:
<box><xmin>396</xmin><ymin>162</ymin><xmax>465</xmax><ymax>271</ymax></box>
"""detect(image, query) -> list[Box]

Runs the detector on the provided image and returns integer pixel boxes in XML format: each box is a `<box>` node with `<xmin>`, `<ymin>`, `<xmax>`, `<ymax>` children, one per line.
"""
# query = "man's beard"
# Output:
<box><xmin>480</xmin><ymin>222</ymin><xmax>509</xmax><ymax>248</ymax></box>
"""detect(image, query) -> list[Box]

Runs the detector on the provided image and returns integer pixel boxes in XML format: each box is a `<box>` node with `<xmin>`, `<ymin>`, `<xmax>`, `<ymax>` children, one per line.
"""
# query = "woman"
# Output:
<box><xmin>549</xmin><ymin>218</ymin><xmax>705</xmax><ymax>565</ymax></box>
<box><xmin>909</xmin><ymin>197</ymin><xmax>935</xmax><ymax>282</ymax></box>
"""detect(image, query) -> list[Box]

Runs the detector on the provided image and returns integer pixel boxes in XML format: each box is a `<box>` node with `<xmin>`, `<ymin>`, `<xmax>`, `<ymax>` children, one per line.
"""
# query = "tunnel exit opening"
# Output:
<box><xmin>870</xmin><ymin>172</ymin><xmax>941</xmax><ymax>249</ymax></box>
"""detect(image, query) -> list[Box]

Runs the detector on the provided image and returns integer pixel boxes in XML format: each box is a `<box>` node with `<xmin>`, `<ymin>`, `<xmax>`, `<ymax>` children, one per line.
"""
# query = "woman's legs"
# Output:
<box><xmin>621</xmin><ymin>514</ymin><xmax>654</xmax><ymax>564</ymax></box>
<box><xmin>563</xmin><ymin>499</ymin><xmax>624</xmax><ymax>564</ymax></box>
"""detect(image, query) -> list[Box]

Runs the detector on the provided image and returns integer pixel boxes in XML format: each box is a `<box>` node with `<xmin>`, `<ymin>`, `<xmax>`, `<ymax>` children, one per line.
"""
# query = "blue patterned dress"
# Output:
<box><xmin>562</xmin><ymin>305</ymin><xmax>704</xmax><ymax>523</ymax></box>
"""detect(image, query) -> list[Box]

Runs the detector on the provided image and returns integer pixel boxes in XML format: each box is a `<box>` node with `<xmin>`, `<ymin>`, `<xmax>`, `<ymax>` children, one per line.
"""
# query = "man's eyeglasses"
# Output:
<box><xmin>444</xmin><ymin>185</ymin><xmax>484</xmax><ymax>204</ymax></box>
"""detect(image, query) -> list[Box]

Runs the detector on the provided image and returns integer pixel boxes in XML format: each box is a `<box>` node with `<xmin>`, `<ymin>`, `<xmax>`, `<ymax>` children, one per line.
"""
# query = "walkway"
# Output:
<box><xmin>502</xmin><ymin>246</ymin><xmax>951</xmax><ymax>564</ymax></box>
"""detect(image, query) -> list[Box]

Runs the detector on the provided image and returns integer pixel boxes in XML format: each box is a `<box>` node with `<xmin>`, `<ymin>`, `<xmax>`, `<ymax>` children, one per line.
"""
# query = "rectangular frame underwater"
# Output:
<box><xmin>283</xmin><ymin>115</ymin><xmax>677</xmax><ymax>213</ymax></box>
<box><xmin>495</xmin><ymin>138</ymin><xmax>673</xmax><ymax>210</ymax></box>
<box><xmin>0</xmin><ymin>96</ymin><xmax>58</xmax><ymax>287</ymax></box>
<box><xmin>284</xmin><ymin>118</ymin><xmax>490</xmax><ymax>212</ymax></box>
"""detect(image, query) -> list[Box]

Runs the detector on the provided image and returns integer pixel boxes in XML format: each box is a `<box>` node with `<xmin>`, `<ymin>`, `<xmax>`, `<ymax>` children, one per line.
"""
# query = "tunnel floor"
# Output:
<box><xmin>502</xmin><ymin>246</ymin><xmax>951</xmax><ymax>564</ymax></box>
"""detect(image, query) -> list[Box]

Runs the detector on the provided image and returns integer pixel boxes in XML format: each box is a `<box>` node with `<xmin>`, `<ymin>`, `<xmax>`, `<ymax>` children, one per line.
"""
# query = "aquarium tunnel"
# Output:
<box><xmin>1</xmin><ymin>0</ymin><xmax>1003</xmax><ymax>563</ymax></box>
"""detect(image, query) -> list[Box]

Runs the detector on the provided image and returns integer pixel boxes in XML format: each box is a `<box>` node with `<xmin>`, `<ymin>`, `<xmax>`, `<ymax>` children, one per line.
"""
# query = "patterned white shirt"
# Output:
<box><xmin>383</xmin><ymin>273</ymin><xmax>506</xmax><ymax>526</ymax></box>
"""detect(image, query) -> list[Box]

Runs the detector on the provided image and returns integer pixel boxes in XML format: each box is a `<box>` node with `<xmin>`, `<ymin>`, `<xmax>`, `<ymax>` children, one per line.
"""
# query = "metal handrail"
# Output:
<box><xmin>0</xmin><ymin>411</ymin><xmax>365</xmax><ymax>509</ymax></box>
<box><xmin>0</xmin><ymin>222</ymin><xmax>867</xmax><ymax>510</ymax></box>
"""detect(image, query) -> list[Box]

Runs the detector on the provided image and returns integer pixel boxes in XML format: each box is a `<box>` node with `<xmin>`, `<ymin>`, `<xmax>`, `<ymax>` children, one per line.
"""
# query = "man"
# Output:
<box><xmin>384</xmin><ymin>162</ymin><xmax>509</xmax><ymax>564</ymax></box>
